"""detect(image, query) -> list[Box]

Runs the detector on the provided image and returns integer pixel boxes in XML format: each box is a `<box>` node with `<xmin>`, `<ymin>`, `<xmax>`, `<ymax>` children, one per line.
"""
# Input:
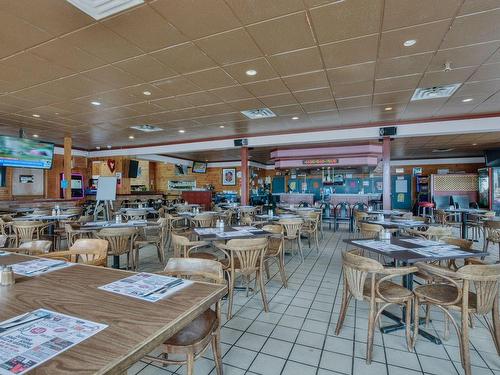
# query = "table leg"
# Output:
<box><xmin>462</xmin><ymin>212</ymin><xmax>467</xmax><ymax>239</ymax></box>
<box><xmin>112</xmin><ymin>255</ymin><xmax>120</xmax><ymax>269</ymax></box>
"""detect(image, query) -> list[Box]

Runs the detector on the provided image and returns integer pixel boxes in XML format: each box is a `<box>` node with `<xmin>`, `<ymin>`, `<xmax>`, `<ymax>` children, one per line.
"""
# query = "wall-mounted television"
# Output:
<box><xmin>485</xmin><ymin>149</ymin><xmax>500</xmax><ymax>167</ymax></box>
<box><xmin>192</xmin><ymin>161</ymin><xmax>207</xmax><ymax>174</ymax></box>
<box><xmin>0</xmin><ymin>136</ymin><xmax>54</xmax><ymax>169</ymax></box>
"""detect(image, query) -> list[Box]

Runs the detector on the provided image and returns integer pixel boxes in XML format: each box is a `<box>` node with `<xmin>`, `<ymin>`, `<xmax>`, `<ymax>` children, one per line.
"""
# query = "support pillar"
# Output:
<box><xmin>240</xmin><ymin>146</ymin><xmax>249</xmax><ymax>205</ymax></box>
<box><xmin>382</xmin><ymin>136</ymin><xmax>391</xmax><ymax>210</ymax></box>
<box><xmin>64</xmin><ymin>137</ymin><xmax>72</xmax><ymax>200</ymax></box>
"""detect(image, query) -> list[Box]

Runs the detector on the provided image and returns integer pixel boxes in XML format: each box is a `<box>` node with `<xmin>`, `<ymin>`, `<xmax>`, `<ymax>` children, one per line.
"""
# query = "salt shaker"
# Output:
<box><xmin>1</xmin><ymin>266</ymin><xmax>15</xmax><ymax>286</ymax></box>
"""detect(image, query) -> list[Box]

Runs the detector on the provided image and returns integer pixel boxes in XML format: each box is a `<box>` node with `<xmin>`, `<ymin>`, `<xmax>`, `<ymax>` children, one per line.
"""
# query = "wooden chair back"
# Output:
<box><xmin>359</xmin><ymin>222</ymin><xmax>383</xmax><ymax>238</ymax></box>
<box><xmin>224</xmin><ymin>238</ymin><xmax>267</xmax><ymax>276</ymax></box>
<box><xmin>424</xmin><ymin>226</ymin><xmax>454</xmax><ymax>240</ymax></box>
<box><xmin>457</xmin><ymin>264</ymin><xmax>500</xmax><ymax>315</ymax></box>
<box><xmin>42</xmin><ymin>239</ymin><xmax>108</xmax><ymax>266</ymax></box>
<box><xmin>191</xmin><ymin>214</ymin><xmax>215</xmax><ymax>227</ymax></box>
<box><xmin>77</xmin><ymin>215</ymin><xmax>94</xmax><ymax>223</ymax></box>
<box><xmin>171</xmin><ymin>233</ymin><xmax>191</xmax><ymax>257</ymax></box>
<box><xmin>96</xmin><ymin>227</ymin><xmax>137</xmax><ymax>256</ymax></box>
<box><xmin>484</xmin><ymin>220</ymin><xmax>500</xmax><ymax>240</ymax></box>
<box><xmin>342</xmin><ymin>250</ymin><xmax>383</xmax><ymax>300</ymax></box>
<box><xmin>12</xmin><ymin>221</ymin><xmax>43</xmax><ymax>245</ymax></box>
<box><xmin>279</xmin><ymin>218</ymin><xmax>303</xmax><ymax>240</ymax></box>
<box><xmin>124</xmin><ymin>209</ymin><xmax>147</xmax><ymax>221</ymax></box>
<box><xmin>262</xmin><ymin>225</ymin><xmax>283</xmax><ymax>257</ymax></box>
<box><xmin>162</xmin><ymin>258</ymin><xmax>224</xmax><ymax>284</ymax></box>
<box><xmin>19</xmin><ymin>240</ymin><xmax>52</xmax><ymax>254</ymax></box>
<box><xmin>442</xmin><ymin>237</ymin><xmax>473</xmax><ymax>249</ymax></box>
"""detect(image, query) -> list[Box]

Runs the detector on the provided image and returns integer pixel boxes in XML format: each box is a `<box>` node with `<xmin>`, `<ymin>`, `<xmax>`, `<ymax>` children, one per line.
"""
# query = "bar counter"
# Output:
<box><xmin>278</xmin><ymin>193</ymin><xmax>314</xmax><ymax>205</ymax></box>
<box><xmin>328</xmin><ymin>193</ymin><xmax>380</xmax><ymax>206</ymax></box>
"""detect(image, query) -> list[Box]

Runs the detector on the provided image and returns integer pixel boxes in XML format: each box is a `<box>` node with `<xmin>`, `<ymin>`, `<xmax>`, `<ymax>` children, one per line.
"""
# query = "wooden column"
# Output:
<box><xmin>382</xmin><ymin>136</ymin><xmax>391</xmax><ymax>210</ymax></box>
<box><xmin>63</xmin><ymin>137</ymin><xmax>72</xmax><ymax>200</ymax></box>
<box><xmin>240</xmin><ymin>146</ymin><xmax>249</xmax><ymax>205</ymax></box>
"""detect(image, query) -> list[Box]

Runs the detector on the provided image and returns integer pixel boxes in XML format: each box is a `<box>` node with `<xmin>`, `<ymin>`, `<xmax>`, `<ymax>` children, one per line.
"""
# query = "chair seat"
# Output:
<box><xmin>364</xmin><ymin>279</ymin><xmax>412</xmax><ymax>301</ymax></box>
<box><xmin>189</xmin><ymin>252</ymin><xmax>218</xmax><ymax>261</ymax></box>
<box><xmin>165</xmin><ymin>309</ymin><xmax>217</xmax><ymax>347</ymax></box>
<box><xmin>414</xmin><ymin>283</ymin><xmax>478</xmax><ymax>311</ymax></box>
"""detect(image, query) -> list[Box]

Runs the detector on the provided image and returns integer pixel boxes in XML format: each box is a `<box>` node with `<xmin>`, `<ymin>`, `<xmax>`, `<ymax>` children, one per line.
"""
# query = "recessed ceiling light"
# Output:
<box><xmin>245</xmin><ymin>69</ymin><xmax>257</xmax><ymax>76</ymax></box>
<box><xmin>128</xmin><ymin>135</ymin><xmax>134</xmax><ymax>139</ymax></box>
<box><xmin>219</xmin><ymin>125</ymin><xmax>225</xmax><ymax>128</ymax></box>
<box><xmin>96</xmin><ymin>146</ymin><xmax>101</xmax><ymax>150</ymax></box>
<box><xmin>292</xmin><ymin>116</ymin><xmax>299</xmax><ymax>120</ymax></box>
<box><xmin>32</xmin><ymin>114</ymin><xmax>40</xmax><ymax>118</ymax></box>
<box><xmin>178</xmin><ymin>129</ymin><xmax>185</xmax><ymax>133</ymax></box>
<box><xmin>91</xmin><ymin>101</ymin><xmax>101</xmax><ymax>106</ymax></box>
<box><xmin>143</xmin><ymin>91</ymin><xmax>151</xmax><ymax>96</ymax></box>
<box><xmin>384</xmin><ymin>107</ymin><xmax>393</xmax><ymax>111</ymax></box>
<box><xmin>462</xmin><ymin>98</ymin><xmax>473</xmax><ymax>102</ymax></box>
<box><xmin>106</xmin><ymin>145</ymin><xmax>111</xmax><ymax>149</ymax></box>
<box><xmin>403</xmin><ymin>39</ymin><xmax>417</xmax><ymax>47</ymax></box>
<box><xmin>33</xmin><ymin>134</ymin><xmax>39</xmax><ymax>138</ymax></box>
<box><xmin>472</xmin><ymin>143</ymin><xmax>477</xmax><ymax>146</ymax></box>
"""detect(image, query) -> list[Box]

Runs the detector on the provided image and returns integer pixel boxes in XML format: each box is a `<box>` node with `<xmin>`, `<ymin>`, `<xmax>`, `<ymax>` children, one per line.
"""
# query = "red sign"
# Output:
<box><xmin>302</xmin><ymin>159</ymin><xmax>339</xmax><ymax>166</ymax></box>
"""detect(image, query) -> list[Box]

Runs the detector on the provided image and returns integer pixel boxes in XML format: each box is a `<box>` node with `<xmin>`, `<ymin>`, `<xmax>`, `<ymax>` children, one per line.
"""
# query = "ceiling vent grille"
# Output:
<box><xmin>240</xmin><ymin>108</ymin><xmax>277</xmax><ymax>119</ymax></box>
<box><xmin>411</xmin><ymin>84</ymin><xmax>461</xmax><ymax>101</ymax></box>
<box><xmin>66</xmin><ymin>0</ymin><xmax>144</xmax><ymax>20</ymax></box>
<box><xmin>130</xmin><ymin>124</ymin><xmax>163</xmax><ymax>132</ymax></box>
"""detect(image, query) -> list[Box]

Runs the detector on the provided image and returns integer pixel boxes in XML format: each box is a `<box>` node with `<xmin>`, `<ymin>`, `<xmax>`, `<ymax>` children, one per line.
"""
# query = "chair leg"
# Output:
<box><xmin>212</xmin><ymin>328</ymin><xmax>223</xmax><ymax>375</ymax></box>
<box><xmin>278</xmin><ymin>252</ymin><xmax>288</xmax><ymax>288</ymax></box>
<box><xmin>257</xmin><ymin>269</ymin><xmax>269</xmax><ymax>312</ymax></box>
<box><xmin>461</xmin><ymin>309</ymin><xmax>471</xmax><ymax>375</ymax></box>
<box><xmin>335</xmin><ymin>281</ymin><xmax>351</xmax><ymax>335</ymax></box>
<box><xmin>491</xmin><ymin>299</ymin><xmax>500</xmax><ymax>355</ymax></box>
<box><xmin>297</xmin><ymin>237</ymin><xmax>304</xmax><ymax>262</ymax></box>
<box><xmin>186</xmin><ymin>352</ymin><xmax>195</xmax><ymax>375</ymax></box>
<box><xmin>405</xmin><ymin>300</ymin><xmax>413</xmax><ymax>351</ymax></box>
<box><xmin>227</xmin><ymin>271</ymin><xmax>235</xmax><ymax>320</ymax></box>
<box><xmin>315</xmin><ymin>231</ymin><xmax>320</xmax><ymax>252</ymax></box>
<box><xmin>264</xmin><ymin>259</ymin><xmax>270</xmax><ymax>280</ymax></box>
<box><xmin>366</xmin><ymin>301</ymin><xmax>376</xmax><ymax>364</ymax></box>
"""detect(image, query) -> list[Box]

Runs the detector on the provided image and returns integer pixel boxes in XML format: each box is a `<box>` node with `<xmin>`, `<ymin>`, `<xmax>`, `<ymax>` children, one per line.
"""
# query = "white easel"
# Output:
<box><xmin>94</xmin><ymin>176</ymin><xmax>117</xmax><ymax>221</ymax></box>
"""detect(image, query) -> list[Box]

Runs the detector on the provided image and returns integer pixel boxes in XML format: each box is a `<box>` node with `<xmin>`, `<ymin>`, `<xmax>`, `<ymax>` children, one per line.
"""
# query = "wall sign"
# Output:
<box><xmin>395</xmin><ymin>168</ymin><xmax>405</xmax><ymax>174</ymax></box>
<box><xmin>303</xmin><ymin>159</ymin><xmax>339</xmax><ymax>166</ymax></box>
<box><xmin>19</xmin><ymin>175</ymin><xmax>34</xmax><ymax>184</ymax></box>
<box><xmin>412</xmin><ymin>167</ymin><xmax>423</xmax><ymax>175</ymax></box>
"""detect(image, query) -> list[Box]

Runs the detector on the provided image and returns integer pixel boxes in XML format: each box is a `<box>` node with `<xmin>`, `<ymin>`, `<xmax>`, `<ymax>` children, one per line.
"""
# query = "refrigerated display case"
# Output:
<box><xmin>478</xmin><ymin>168</ymin><xmax>490</xmax><ymax>208</ymax></box>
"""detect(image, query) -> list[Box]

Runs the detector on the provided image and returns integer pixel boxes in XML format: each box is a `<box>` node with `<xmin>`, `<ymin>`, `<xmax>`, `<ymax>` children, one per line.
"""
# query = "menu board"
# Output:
<box><xmin>0</xmin><ymin>309</ymin><xmax>107</xmax><ymax>375</ymax></box>
<box><xmin>98</xmin><ymin>273</ymin><xmax>191</xmax><ymax>302</ymax></box>
<box><xmin>11</xmin><ymin>259</ymin><xmax>74</xmax><ymax>277</ymax></box>
<box><xmin>351</xmin><ymin>240</ymin><xmax>407</xmax><ymax>252</ymax></box>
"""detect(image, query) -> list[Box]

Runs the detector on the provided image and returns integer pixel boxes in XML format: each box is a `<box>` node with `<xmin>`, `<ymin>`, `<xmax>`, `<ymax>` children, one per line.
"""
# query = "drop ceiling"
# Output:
<box><xmin>0</xmin><ymin>0</ymin><xmax>500</xmax><ymax>149</ymax></box>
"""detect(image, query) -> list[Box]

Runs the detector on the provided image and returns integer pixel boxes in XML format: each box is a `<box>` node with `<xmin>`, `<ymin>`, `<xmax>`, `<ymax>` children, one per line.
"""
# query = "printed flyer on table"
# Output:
<box><xmin>0</xmin><ymin>309</ymin><xmax>107</xmax><ymax>375</ymax></box>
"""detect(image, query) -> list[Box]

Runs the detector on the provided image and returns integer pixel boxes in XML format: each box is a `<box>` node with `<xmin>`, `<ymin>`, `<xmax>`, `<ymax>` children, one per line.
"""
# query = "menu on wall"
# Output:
<box><xmin>0</xmin><ymin>309</ymin><xmax>107</xmax><ymax>375</ymax></box>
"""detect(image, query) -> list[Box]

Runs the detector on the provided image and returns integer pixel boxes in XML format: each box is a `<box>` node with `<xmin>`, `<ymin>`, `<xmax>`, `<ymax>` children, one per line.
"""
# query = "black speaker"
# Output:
<box><xmin>379</xmin><ymin>126</ymin><xmax>397</xmax><ymax>136</ymax></box>
<box><xmin>128</xmin><ymin>160</ymin><xmax>139</xmax><ymax>178</ymax></box>
<box><xmin>234</xmin><ymin>138</ymin><xmax>248</xmax><ymax>147</ymax></box>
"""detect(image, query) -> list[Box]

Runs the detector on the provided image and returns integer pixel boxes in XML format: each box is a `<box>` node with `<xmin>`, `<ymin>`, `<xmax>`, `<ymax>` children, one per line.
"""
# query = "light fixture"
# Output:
<box><xmin>403</xmin><ymin>39</ymin><xmax>417</xmax><ymax>47</ymax></box>
<box><xmin>384</xmin><ymin>107</ymin><xmax>393</xmax><ymax>111</ymax></box>
<box><xmin>33</xmin><ymin>134</ymin><xmax>39</xmax><ymax>138</ymax></box>
<box><xmin>96</xmin><ymin>146</ymin><xmax>101</xmax><ymax>150</ymax></box>
<box><xmin>32</xmin><ymin>114</ymin><xmax>40</xmax><ymax>118</ymax></box>
<box><xmin>106</xmin><ymin>145</ymin><xmax>111</xmax><ymax>149</ymax></box>
<box><xmin>292</xmin><ymin>116</ymin><xmax>299</xmax><ymax>120</ymax></box>
<box><xmin>219</xmin><ymin>125</ymin><xmax>225</xmax><ymax>128</ymax></box>
<box><xmin>178</xmin><ymin>129</ymin><xmax>185</xmax><ymax>133</ymax></box>
<box><xmin>462</xmin><ymin>98</ymin><xmax>473</xmax><ymax>103</ymax></box>
<box><xmin>128</xmin><ymin>135</ymin><xmax>134</xmax><ymax>139</ymax></box>
<box><xmin>91</xmin><ymin>101</ymin><xmax>101</xmax><ymax>106</ymax></box>
<box><xmin>245</xmin><ymin>69</ymin><xmax>257</xmax><ymax>76</ymax></box>
<box><xmin>143</xmin><ymin>91</ymin><xmax>151</xmax><ymax>96</ymax></box>
<box><xmin>472</xmin><ymin>143</ymin><xmax>477</xmax><ymax>146</ymax></box>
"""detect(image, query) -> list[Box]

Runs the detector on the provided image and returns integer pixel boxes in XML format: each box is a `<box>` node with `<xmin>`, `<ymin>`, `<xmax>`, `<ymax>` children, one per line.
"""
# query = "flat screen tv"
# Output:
<box><xmin>485</xmin><ymin>149</ymin><xmax>500</xmax><ymax>167</ymax></box>
<box><xmin>192</xmin><ymin>161</ymin><xmax>207</xmax><ymax>174</ymax></box>
<box><xmin>0</xmin><ymin>136</ymin><xmax>54</xmax><ymax>169</ymax></box>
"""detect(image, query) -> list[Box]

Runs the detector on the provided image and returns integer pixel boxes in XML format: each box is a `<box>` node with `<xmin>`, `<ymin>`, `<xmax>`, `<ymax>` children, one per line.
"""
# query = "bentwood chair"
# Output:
<box><xmin>65</xmin><ymin>223</ymin><xmax>92</xmax><ymax>247</ymax></box>
<box><xmin>165</xmin><ymin>213</ymin><xmax>190</xmax><ymax>251</ymax></box>
<box><xmin>406</xmin><ymin>225</ymin><xmax>453</xmax><ymax>241</ymax></box>
<box><xmin>279</xmin><ymin>218</ymin><xmax>304</xmax><ymax>262</ymax></box>
<box><xmin>214</xmin><ymin>238</ymin><xmax>269</xmax><ymax>319</ymax></box>
<box><xmin>335</xmin><ymin>250</ymin><xmax>417</xmax><ymax>363</ymax></box>
<box><xmin>134</xmin><ymin>218</ymin><xmax>168</xmax><ymax>268</ymax></box>
<box><xmin>190</xmin><ymin>213</ymin><xmax>215</xmax><ymax>228</ymax></box>
<box><xmin>262</xmin><ymin>225</ymin><xmax>287</xmax><ymax>288</ymax></box>
<box><xmin>144</xmin><ymin>258</ymin><xmax>225</xmax><ymax>375</ymax></box>
<box><xmin>300</xmin><ymin>211</ymin><xmax>320</xmax><ymax>252</ymax></box>
<box><xmin>484</xmin><ymin>220</ymin><xmax>500</xmax><ymax>257</ymax></box>
<box><xmin>123</xmin><ymin>209</ymin><xmax>147</xmax><ymax>221</ymax></box>
<box><xmin>42</xmin><ymin>239</ymin><xmax>108</xmax><ymax>267</ymax></box>
<box><xmin>12</xmin><ymin>221</ymin><xmax>48</xmax><ymax>247</ymax></box>
<box><xmin>19</xmin><ymin>240</ymin><xmax>52</xmax><ymax>255</ymax></box>
<box><xmin>412</xmin><ymin>262</ymin><xmax>500</xmax><ymax>375</ymax></box>
<box><xmin>353</xmin><ymin>211</ymin><xmax>369</xmax><ymax>232</ymax></box>
<box><xmin>95</xmin><ymin>227</ymin><xmax>137</xmax><ymax>270</ymax></box>
<box><xmin>171</xmin><ymin>233</ymin><xmax>215</xmax><ymax>260</ymax></box>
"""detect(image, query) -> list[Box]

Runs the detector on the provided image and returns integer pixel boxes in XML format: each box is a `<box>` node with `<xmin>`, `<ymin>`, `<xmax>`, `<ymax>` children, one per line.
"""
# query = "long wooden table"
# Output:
<box><xmin>0</xmin><ymin>253</ymin><xmax>227</xmax><ymax>374</ymax></box>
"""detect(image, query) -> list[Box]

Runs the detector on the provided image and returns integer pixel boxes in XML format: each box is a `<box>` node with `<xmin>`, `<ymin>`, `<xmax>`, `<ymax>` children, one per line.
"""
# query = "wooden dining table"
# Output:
<box><xmin>344</xmin><ymin>236</ymin><xmax>488</xmax><ymax>345</ymax></box>
<box><xmin>0</xmin><ymin>253</ymin><xmax>227</xmax><ymax>374</ymax></box>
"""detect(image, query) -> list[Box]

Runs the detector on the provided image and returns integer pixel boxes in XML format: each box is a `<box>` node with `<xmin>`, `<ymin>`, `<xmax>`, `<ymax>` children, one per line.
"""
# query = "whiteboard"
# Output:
<box><xmin>96</xmin><ymin>176</ymin><xmax>117</xmax><ymax>201</ymax></box>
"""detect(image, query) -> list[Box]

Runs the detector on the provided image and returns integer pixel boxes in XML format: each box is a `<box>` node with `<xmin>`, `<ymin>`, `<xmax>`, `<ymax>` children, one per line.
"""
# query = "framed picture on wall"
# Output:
<box><xmin>222</xmin><ymin>168</ymin><xmax>236</xmax><ymax>186</ymax></box>
<box><xmin>19</xmin><ymin>175</ymin><xmax>34</xmax><ymax>184</ymax></box>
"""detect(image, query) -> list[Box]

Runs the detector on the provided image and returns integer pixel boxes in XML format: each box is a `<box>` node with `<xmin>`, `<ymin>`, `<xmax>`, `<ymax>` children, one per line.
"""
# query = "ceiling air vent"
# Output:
<box><xmin>66</xmin><ymin>0</ymin><xmax>144</xmax><ymax>20</ymax></box>
<box><xmin>240</xmin><ymin>108</ymin><xmax>276</xmax><ymax>119</ymax></box>
<box><xmin>130</xmin><ymin>124</ymin><xmax>163</xmax><ymax>132</ymax></box>
<box><xmin>411</xmin><ymin>84</ymin><xmax>461</xmax><ymax>101</ymax></box>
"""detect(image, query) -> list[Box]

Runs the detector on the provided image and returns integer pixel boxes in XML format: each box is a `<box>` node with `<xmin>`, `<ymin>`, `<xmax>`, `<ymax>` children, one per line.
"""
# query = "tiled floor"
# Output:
<box><xmin>128</xmin><ymin>227</ymin><xmax>500</xmax><ymax>375</ymax></box>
